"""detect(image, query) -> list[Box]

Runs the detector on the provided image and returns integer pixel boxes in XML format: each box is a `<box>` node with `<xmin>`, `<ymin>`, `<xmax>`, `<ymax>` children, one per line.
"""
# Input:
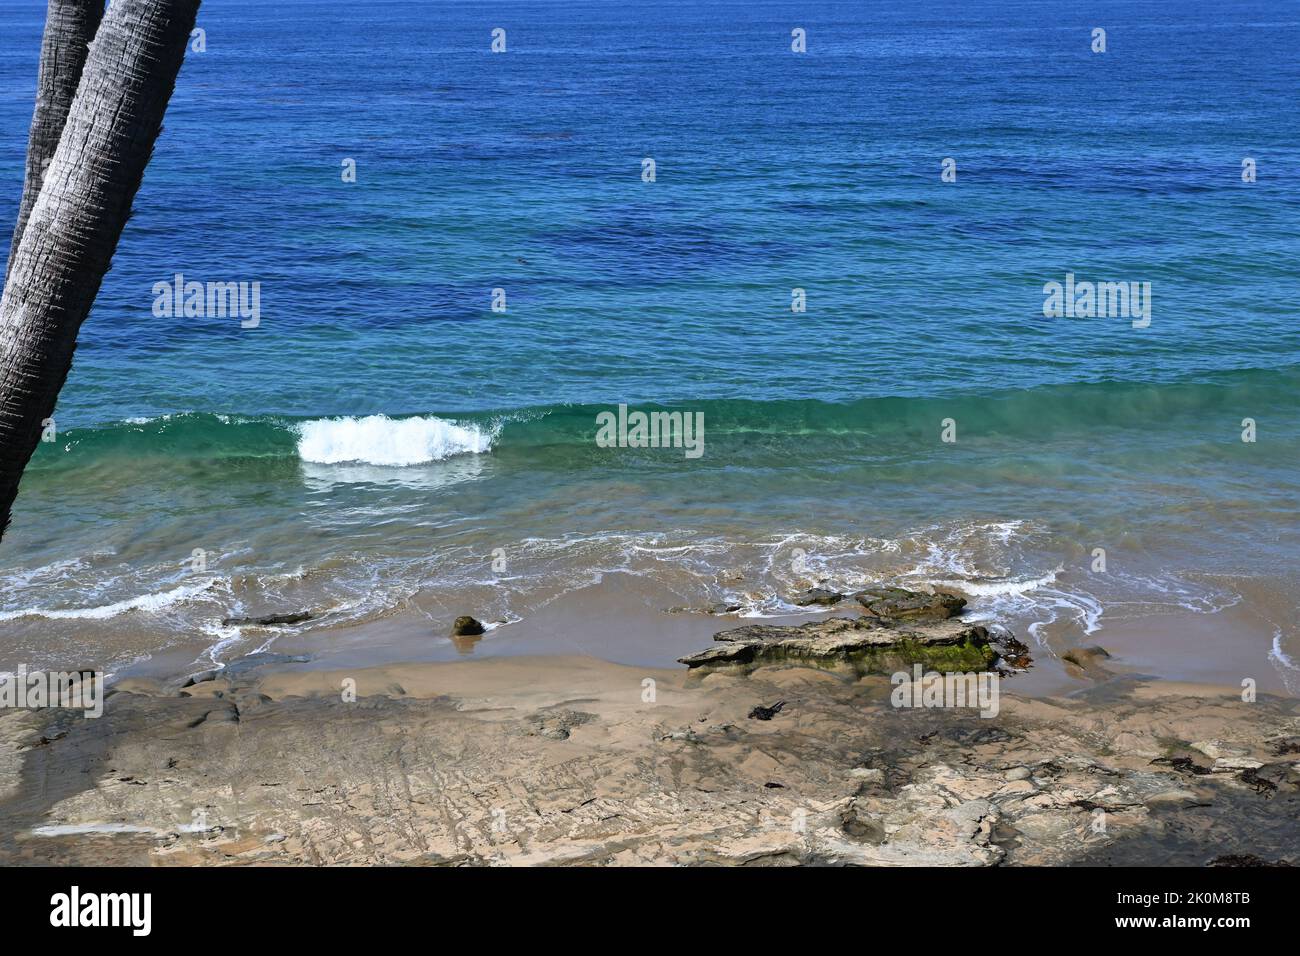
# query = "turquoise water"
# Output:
<box><xmin>0</xmin><ymin>0</ymin><xmax>1297</xmax><ymax>685</ymax></box>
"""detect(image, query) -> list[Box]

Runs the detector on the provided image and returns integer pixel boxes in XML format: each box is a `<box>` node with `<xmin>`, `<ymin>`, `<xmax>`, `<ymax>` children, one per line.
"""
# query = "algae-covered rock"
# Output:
<box><xmin>678</xmin><ymin>615</ymin><xmax>998</xmax><ymax>676</ymax></box>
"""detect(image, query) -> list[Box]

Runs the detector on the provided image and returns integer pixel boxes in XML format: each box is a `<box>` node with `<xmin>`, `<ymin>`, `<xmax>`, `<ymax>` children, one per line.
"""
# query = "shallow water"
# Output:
<box><xmin>0</xmin><ymin>0</ymin><xmax>1296</xmax><ymax>687</ymax></box>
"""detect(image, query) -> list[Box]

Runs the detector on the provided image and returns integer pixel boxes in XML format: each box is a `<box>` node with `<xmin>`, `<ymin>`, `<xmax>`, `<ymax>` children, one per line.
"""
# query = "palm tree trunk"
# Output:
<box><xmin>0</xmin><ymin>0</ymin><xmax>201</xmax><ymax>538</ymax></box>
<box><xmin>5</xmin><ymin>0</ymin><xmax>105</xmax><ymax>284</ymax></box>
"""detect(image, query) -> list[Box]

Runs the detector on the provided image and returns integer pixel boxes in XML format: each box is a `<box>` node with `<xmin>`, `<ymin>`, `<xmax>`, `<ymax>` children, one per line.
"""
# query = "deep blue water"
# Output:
<box><xmin>0</xmin><ymin>0</ymin><xmax>1297</xmax><ymax>685</ymax></box>
<box><xmin>3</xmin><ymin>0</ymin><xmax>1298</xmax><ymax>419</ymax></box>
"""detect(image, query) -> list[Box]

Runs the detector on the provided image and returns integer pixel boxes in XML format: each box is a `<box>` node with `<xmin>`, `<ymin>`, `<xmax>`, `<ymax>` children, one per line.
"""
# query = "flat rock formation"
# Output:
<box><xmin>0</xmin><ymin>655</ymin><xmax>1295</xmax><ymax>866</ymax></box>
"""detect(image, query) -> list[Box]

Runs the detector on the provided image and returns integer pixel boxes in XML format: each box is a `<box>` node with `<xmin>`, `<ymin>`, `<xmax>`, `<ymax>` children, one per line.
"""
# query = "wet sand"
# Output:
<box><xmin>103</xmin><ymin>569</ymin><xmax>1295</xmax><ymax>700</ymax></box>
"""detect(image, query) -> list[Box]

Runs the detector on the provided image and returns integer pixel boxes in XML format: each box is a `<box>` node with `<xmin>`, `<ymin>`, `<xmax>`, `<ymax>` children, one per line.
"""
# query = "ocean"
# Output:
<box><xmin>0</xmin><ymin>0</ymin><xmax>1297</xmax><ymax>690</ymax></box>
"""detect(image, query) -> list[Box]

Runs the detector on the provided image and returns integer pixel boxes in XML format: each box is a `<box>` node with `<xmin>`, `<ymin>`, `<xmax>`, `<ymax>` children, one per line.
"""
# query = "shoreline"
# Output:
<box><xmin>95</xmin><ymin>569</ymin><xmax>1298</xmax><ymax>700</ymax></box>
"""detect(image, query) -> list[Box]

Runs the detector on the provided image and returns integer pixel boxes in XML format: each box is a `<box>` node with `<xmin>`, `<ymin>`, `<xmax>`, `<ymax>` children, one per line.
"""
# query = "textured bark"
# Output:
<box><xmin>0</xmin><ymin>0</ymin><xmax>201</xmax><ymax>537</ymax></box>
<box><xmin>5</xmin><ymin>0</ymin><xmax>105</xmax><ymax>284</ymax></box>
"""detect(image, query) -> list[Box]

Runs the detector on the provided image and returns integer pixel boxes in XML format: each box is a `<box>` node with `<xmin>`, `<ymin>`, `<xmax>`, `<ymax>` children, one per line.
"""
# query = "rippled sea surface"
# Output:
<box><xmin>0</xmin><ymin>0</ymin><xmax>1297</xmax><ymax>687</ymax></box>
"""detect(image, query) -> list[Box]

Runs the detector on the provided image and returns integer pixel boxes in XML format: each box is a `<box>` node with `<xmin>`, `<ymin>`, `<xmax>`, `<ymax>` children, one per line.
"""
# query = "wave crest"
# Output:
<box><xmin>295</xmin><ymin>415</ymin><xmax>495</xmax><ymax>466</ymax></box>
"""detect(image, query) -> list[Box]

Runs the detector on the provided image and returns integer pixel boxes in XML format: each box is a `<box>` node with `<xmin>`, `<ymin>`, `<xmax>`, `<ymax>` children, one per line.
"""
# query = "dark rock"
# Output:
<box><xmin>1271</xmin><ymin>736</ymin><xmax>1300</xmax><ymax>756</ymax></box>
<box><xmin>991</xmin><ymin>630</ymin><xmax>1033</xmax><ymax>670</ymax></box>
<box><xmin>792</xmin><ymin>588</ymin><xmax>844</xmax><ymax>607</ymax></box>
<box><xmin>853</xmin><ymin>587</ymin><xmax>965</xmax><ymax>621</ymax></box>
<box><xmin>1240</xmin><ymin>763</ymin><xmax>1291</xmax><ymax>794</ymax></box>
<box><xmin>1208</xmin><ymin>854</ymin><xmax>1293</xmax><ymax>867</ymax></box>
<box><xmin>707</xmin><ymin>602</ymin><xmax>743</xmax><ymax>615</ymax></box>
<box><xmin>748</xmin><ymin>700</ymin><xmax>786</xmax><ymax>721</ymax></box>
<box><xmin>221</xmin><ymin>611</ymin><xmax>312</xmax><ymax>627</ymax></box>
<box><xmin>1150</xmin><ymin>756</ymin><xmax>1213</xmax><ymax>777</ymax></box>
<box><xmin>451</xmin><ymin>615</ymin><xmax>486</xmax><ymax>637</ymax></box>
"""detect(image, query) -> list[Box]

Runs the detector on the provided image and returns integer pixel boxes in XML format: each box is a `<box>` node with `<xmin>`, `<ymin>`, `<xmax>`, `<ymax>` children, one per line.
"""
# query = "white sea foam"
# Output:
<box><xmin>0</xmin><ymin>581</ymin><xmax>213</xmax><ymax>622</ymax></box>
<box><xmin>1268</xmin><ymin>628</ymin><xmax>1297</xmax><ymax>670</ymax></box>
<box><xmin>295</xmin><ymin>415</ymin><xmax>495</xmax><ymax>466</ymax></box>
<box><xmin>1268</xmin><ymin>628</ymin><xmax>1300</xmax><ymax>695</ymax></box>
<box><xmin>930</xmin><ymin>570</ymin><xmax>1060</xmax><ymax>598</ymax></box>
<box><xmin>1022</xmin><ymin>588</ymin><xmax>1106</xmax><ymax>643</ymax></box>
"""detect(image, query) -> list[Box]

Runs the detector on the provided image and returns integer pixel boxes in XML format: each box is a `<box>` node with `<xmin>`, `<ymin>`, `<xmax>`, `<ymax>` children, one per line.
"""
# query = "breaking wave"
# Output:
<box><xmin>295</xmin><ymin>414</ymin><xmax>496</xmax><ymax>465</ymax></box>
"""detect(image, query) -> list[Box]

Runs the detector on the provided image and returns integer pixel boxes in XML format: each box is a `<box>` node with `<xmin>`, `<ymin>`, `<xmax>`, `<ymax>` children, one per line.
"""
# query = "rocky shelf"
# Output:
<box><xmin>679</xmin><ymin>586</ymin><xmax>1027</xmax><ymax>676</ymax></box>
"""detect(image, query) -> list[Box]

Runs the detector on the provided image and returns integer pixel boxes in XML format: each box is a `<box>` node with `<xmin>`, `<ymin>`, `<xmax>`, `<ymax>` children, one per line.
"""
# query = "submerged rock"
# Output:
<box><xmin>665</xmin><ymin>602</ymin><xmax>744</xmax><ymax>615</ymax></box>
<box><xmin>220</xmin><ymin>611</ymin><xmax>312</xmax><ymax>627</ymax></box>
<box><xmin>853</xmin><ymin>587</ymin><xmax>966</xmax><ymax>621</ymax></box>
<box><xmin>792</xmin><ymin>588</ymin><xmax>844</xmax><ymax>607</ymax></box>
<box><xmin>1061</xmin><ymin>645</ymin><xmax>1112</xmax><ymax>678</ymax></box>
<box><xmin>181</xmin><ymin>652</ymin><xmax>310</xmax><ymax>688</ymax></box>
<box><xmin>678</xmin><ymin>615</ymin><xmax>999</xmax><ymax>676</ymax></box>
<box><xmin>451</xmin><ymin>616</ymin><xmax>486</xmax><ymax>637</ymax></box>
